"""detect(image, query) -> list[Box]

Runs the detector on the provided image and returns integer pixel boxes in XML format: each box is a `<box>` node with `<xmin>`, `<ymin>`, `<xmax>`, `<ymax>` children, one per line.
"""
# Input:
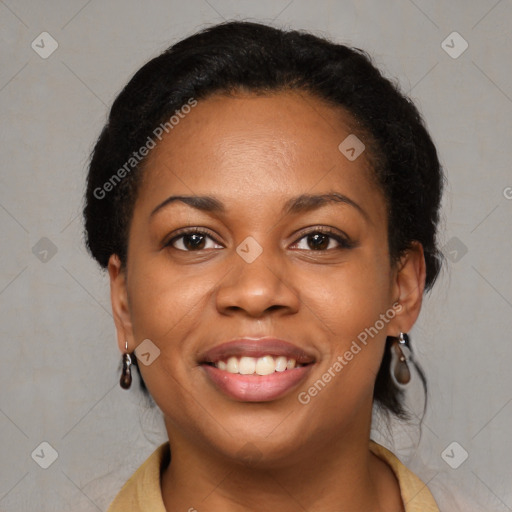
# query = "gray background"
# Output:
<box><xmin>1</xmin><ymin>0</ymin><xmax>511</xmax><ymax>510</ymax></box>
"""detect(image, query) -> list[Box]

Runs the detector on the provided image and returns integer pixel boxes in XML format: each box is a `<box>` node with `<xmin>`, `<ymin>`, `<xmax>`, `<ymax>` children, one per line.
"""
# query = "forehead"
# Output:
<box><xmin>137</xmin><ymin>90</ymin><xmax>382</xmax><ymax>211</ymax></box>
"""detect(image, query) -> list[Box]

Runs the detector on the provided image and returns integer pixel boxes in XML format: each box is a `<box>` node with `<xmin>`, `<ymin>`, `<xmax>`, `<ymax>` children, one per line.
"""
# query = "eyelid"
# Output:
<box><xmin>290</xmin><ymin>226</ymin><xmax>354</xmax><ymax>249</ymax></box>
<box><xmin>162</xmin><ymin>225</ymin><xmax>354</xmax><ymax>252</ymax></box>
<box><xmin>162</xmin><ymin>227</ymin><xmax>224</xmax><ymax>250</ymax></box>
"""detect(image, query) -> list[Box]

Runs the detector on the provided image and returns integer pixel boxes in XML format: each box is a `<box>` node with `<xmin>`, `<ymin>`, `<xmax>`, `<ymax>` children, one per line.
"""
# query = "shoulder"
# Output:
<box><xmin>106</xmin><ymin>441</ymin><xmax>170</xmax><ymax>512</ymax></box>
<box><xmin>370</xmin><ymin>440</ymin><xmax>440</xmax><ymax>512</ymax></box>
<box><xmin>107</xmin><ymin>440</ymin><xmax>441</xmax><ymax>511</ymax></box>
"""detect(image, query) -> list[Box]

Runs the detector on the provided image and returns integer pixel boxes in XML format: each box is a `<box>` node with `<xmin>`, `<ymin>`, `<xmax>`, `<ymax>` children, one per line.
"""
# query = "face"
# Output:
<box><xmin>109</xmin><ymin>90</ymin><xmax>424</xmax><ymax>466</ymax></box>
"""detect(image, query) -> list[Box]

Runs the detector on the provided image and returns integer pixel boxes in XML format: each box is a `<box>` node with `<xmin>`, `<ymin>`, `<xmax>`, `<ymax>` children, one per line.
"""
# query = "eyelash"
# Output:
<box><xmin>164</xmin><ymin>226</ymin><xmax>354</xmax><ymax>252</ymax></box>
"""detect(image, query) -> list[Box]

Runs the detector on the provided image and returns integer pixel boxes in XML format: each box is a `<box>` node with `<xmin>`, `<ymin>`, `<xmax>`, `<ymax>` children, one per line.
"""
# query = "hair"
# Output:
<box><xmin>83</xmin><ymin>20</ymin><xmax>444</xmax><ymax>418</ymax></box>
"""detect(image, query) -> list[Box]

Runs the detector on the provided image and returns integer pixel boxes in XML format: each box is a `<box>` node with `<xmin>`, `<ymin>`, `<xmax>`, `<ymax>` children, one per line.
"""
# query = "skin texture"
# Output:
<box><xmin>108</xmin><ymin>90</ymin><xmax>426</xmax><ymax>511</ymax></box>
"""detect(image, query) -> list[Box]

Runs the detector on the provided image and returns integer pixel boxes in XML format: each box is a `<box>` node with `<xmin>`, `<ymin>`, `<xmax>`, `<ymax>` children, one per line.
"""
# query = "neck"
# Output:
<box><xmin>160</xmin><ymin>416</ymin><xmax>404</xmax><ymax>512</ymax></box>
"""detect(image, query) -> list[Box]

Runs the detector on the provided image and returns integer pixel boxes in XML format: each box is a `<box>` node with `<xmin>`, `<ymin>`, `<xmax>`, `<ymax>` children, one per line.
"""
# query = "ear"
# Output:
<box><xmin>386</xmin><ymin>241</ymin><xmax>426</xmax><ymax>336</ymax></box>
<box><xmin>108</xmin><ymin>254</ymin><xmax>135</xmax><ymax>353</ymax></box>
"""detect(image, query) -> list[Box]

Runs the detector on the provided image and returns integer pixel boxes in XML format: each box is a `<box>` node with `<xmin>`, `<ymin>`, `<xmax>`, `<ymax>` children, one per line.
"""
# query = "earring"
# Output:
<box><xmin>391</xmin><ymin>332</ymin><xmax>411</xmax><ymax>385</ymax></box>
<box><xmin>120</xmin><ymin>341</ymin><xmax>132</xmax><ymax>390</ymax></box>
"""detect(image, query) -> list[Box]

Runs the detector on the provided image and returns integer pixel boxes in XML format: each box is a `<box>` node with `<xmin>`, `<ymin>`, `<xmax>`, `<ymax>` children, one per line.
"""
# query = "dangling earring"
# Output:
<box><xmin>390</xmin><ymin>332</ymin><xmax>411</xmax><ymax>386</ymax></box>
<box><xmin>120</xmin><ymin>341</ymin><xmax>132</xmax><ymax>390</ymax></box>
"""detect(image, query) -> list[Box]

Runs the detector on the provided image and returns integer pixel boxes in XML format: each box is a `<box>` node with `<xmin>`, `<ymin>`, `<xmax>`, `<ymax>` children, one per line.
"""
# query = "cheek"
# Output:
<box><xmin>125</xmin><ymin>261</ymin><xmax>210</xmax><ymax>411</ymax></box>
<box><xmin>127</xmin><ymin>259</ymin><xmax>214</xmax><ymax>342</ymax></box>
<box><xmin>297</xmin><ymin>250</ymin><xmax>393</xmax><ymax>401</ymax></box>
<box><xmin>299</xmin><ymin>251</ymin><xmax>392</xmax><ymax>339</ymax></box>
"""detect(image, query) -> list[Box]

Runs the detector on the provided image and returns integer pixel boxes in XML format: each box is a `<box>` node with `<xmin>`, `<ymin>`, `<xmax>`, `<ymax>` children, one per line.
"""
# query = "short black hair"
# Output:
<box><xmin>84</xmin><ymin>20</ymin><xmax>444</xmax><ymax>418</ymax></box>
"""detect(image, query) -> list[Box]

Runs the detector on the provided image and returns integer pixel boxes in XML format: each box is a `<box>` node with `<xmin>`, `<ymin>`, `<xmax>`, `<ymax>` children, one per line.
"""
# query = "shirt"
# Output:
<box><xmin>106</xmin><ymin>440</ymin><xmax>440</xmax><ymax>511</ymax></box>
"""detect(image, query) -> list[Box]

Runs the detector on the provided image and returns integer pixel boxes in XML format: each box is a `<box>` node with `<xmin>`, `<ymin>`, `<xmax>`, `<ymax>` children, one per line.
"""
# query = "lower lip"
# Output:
<box><xmin>202</xmin><ymin>364</ymin><xmax>313</xmax><ymax>402</ymax></box>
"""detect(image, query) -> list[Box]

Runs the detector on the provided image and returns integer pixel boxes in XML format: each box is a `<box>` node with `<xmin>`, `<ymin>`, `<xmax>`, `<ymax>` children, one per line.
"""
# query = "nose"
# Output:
<box><xmin>215</xmin><ymin>249</ymin><xmax>300</xmax><ymax>318</ymax></box>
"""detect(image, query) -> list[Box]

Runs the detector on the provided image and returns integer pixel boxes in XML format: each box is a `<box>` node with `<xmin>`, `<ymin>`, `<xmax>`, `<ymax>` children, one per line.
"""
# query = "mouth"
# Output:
<box><xmin>205</xmin><ymin>354</ymin><xmax>308</xmax><ymax>374</ymax></box>
<box><xmin>199</xmin><ymin>338</ymin><xmax>315</xmax><ymax>402</ymax></box>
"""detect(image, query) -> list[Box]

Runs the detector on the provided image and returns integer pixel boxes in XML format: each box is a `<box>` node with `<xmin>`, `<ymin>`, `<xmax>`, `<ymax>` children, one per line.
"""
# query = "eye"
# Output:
<box><xmin>165</xmin><ymin>228</ymin><xmax>223</xmax><ymax>251</ymax></box>
<box><xmin>291</xmin><ymin>228</ymin><xmax>353</xmax><ymax>251</ymax></box>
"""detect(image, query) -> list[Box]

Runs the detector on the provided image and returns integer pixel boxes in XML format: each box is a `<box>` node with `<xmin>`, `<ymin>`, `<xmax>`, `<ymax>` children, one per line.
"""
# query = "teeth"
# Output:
<box><xmin>275</xmin><ymin>356</ymin><xmax>287</xmax><ymax>372</ymax></box>
<box><xmin>213</xmin><ymin>355</ymin><xmax>303</xmax><ymax>375</ymax></box>
<box><xmin>226</xmin><ymin>357</ymin><xmax>239</xmax><ymax>373</ymax></box>
<box><xmin>239</xmin><ymin>356</ymin><xmax>256</xmax><ymax>375</ymax></box>
<box><xmin>255</xmin><ymin>355</ymin><xmax>275</xmax><ymax>375</ymax></box>
<box><xmin>286</xmin><ymin>358</ymin><xmax>296</xmax><ymax>370</ymax></box>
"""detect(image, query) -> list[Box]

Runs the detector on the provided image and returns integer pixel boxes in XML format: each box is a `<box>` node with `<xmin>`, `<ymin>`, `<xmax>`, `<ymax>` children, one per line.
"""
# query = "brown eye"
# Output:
<box><xmin>292</xmin><ymin>229</ymin><xmax>352</xmax><ymax>251</ymax></box>
<box><xmin>307</xmin><ymin>233</ymin><xmax>330</xmax><ymax>250</ymax></box>
<box><xmin>181</xmin><ymin>233</ymin><xmax>207</xmax><ymax>250</ymax></box>
<box><xmin>166</xmin><ymin>229</ymin><xmax>223</xmax><ymax>252</ymax></box>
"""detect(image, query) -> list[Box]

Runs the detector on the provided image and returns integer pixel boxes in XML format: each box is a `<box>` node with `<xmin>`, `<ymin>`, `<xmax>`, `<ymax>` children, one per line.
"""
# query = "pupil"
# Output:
<box><xmin>185</xmin><ymin>233</ymin><xmax>205</xmax><ymax>250</ymax></box>
<box><xmin>308</xmin><ymin>233</ymin><xmax>328</xmax><ymax>250</ymax></box>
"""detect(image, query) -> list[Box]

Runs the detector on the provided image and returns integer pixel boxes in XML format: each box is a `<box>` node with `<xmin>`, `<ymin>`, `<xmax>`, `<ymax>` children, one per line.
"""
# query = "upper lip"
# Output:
<box><xmin>200</xmin><ymin>337</ymin><xmax>316</xmax><ymax>365</ymax></box>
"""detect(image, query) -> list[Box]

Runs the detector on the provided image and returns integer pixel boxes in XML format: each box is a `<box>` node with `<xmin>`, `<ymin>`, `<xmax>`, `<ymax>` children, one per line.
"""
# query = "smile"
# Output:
<box><xmin>200</xmin><ymin>338</ymin><xmax>315</xmax><ymax>401</ymax></box>
<box><xmin>208</xmin><ymin>355</ymin><xmax>307</xmax><ymax>375</ymax></box>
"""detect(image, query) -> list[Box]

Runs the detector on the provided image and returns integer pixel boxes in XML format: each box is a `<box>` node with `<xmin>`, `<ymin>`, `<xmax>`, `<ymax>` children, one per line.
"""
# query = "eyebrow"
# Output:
<box><xmin>283</xmin><ymin>193</ymin><xmax>369</xmax><ymax>221</ymax></box>
<box><xmin>150</xmin><ymin>192</ymin><xmax>369</xmax><ymax>222</ymax></box>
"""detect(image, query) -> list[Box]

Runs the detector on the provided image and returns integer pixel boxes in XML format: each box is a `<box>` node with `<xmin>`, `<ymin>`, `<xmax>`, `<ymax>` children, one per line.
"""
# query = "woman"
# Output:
<box><xmin>84</xmin><ymin>20</ymin><xmax>443</xmax><ymax>511</ymax></box>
